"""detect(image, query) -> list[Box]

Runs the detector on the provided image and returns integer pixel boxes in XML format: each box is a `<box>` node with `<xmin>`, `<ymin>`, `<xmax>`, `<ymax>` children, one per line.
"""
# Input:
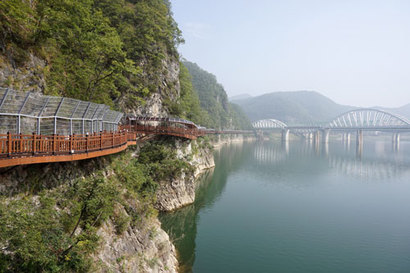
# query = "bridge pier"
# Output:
<box><xmin>281</xmin><ymin>129</ymin><xmax>290</xmax><ymax>143</ymax></box>
<box><xmin>356</xmin><ymin>130</ymin><xmax>363</xmax><ymax>158</ymax></box>
<box><xmin>392</xmin><ymin>132</ymin><xmax>400</xmax><ymax>151</ymax></box>
<box><xmin>304</xmin><ymin>132</ymin><xmax>313</xmax><ymax>143</ymax></box>
<box><xmin>322</xmin><ymin>129</ymin><xmax>330</xmax><ymax>144</ymax></box>
<box><xmin>341</xmin><ymin>132</ymin><xmax>351</xmax><ymax>144</ymax></box>
<box><xmin>313</xmin><ymin>131</ymin><xmax>320</xmax><ymax>146</ymax></box>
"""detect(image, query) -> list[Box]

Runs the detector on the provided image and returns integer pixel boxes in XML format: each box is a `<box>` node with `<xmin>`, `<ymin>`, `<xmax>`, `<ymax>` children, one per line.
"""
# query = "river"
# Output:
<box><xmin>160</xmin><ymin>139</ymin><xmax>410</xmax><ymax>273</ymax></box>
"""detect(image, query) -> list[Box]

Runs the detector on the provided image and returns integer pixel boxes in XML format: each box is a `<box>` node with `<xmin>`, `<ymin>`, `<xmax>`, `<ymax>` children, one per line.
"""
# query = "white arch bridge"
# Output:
<box><xmin>252</xmin><ymin>108</ymin><xmax>410</xmax><ymax>150</ymax></box>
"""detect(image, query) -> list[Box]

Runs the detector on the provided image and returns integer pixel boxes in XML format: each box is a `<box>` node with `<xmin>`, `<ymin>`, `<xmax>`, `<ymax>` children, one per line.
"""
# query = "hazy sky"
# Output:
<box><xmin>171</xmin><ymin>0</ymin><xmax>410</xmax><ymax>107</ymax></box>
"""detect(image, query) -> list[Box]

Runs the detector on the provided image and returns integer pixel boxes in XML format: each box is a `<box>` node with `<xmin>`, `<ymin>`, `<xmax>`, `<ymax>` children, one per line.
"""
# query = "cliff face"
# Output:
<box><xmin>155</xmin><ymin>135</ymin><xmax>256</xmax><ymax>212</ymax></box>
<box><xmin>0</xmin><ymin>145</ymin><xmax>179</xmax><ymax>272</ymax></box>
<box><xmin>155</xmin><ymin>139</ymin><xmax>215</xmax><ymax>211</ymax></box>
<box><xmin>94</xmin><ymin>217</ymin><xmax>177</xmax><ymax>273</ymax></box>
<box><xmin>0</xmin><ymin>53</ymin><xmax>47</xmax><ymax>93</ymax></box>
<box><xmin>122</xmin><ymin>56</ymin><xmax>181</xmax><ymax>117</ymax></box>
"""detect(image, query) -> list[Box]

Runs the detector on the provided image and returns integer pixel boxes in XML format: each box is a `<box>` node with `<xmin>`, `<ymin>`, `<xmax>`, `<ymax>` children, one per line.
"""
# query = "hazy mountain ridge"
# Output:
<box><xmin>233</xmin><ymin>91</ymin><xmax>410</xmax><ymax>125</ymax></box>
<box><xmin>232</xmin><ymin>91</ymin><xmax>356</xmax><ymax>125</ymax></box>
<box><xmin>229</xmin><ymin>93</ymin><xmax>253</xmax><ymax>101</ymax></box>
<box><xmin>378</xmin><ymin>104</ymin><xmax>410</xmax><ymax>121</ymax></box>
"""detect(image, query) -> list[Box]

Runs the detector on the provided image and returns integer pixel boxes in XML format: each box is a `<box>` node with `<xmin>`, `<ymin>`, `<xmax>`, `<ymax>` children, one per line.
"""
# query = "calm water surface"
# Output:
<box><xmin>160</xmin><ymin>140</ymin><xmax>410</xmax><ymax>273</ymax></box>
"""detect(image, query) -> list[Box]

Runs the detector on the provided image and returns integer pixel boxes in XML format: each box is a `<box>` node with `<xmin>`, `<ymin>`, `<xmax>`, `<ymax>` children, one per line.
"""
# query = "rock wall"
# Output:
<box><xmin>211</xmin><ymin>134</ymin><xmax>256</xmax><ymax>149</ymax></box>
<box><xmin>0</xmin><ymin>146</ymin><xmax>180</xmax><ymax>273</ymax></box>
<box><xmin>155</xmin><ymin>139</ymin><xmax>215</xmax><ymax>211</ymax></box>
<box><xmin>155</xmin><ymin>134</ymin><xmax>256</xmax><ymax>212</ymax></box>
<box><xmin>122</xmin><ymin>56</ymin><xmax>180</xmax><ymax>117</ymax></box>
<box><xmin>94</xmin><ymin>217</ymin><xmax>177</xmax><ymax>273</ymax></box>
<box><xmin>0</xmin><ymin>53</ymin><xmax>47</xmax><ymax>93</ymax></box>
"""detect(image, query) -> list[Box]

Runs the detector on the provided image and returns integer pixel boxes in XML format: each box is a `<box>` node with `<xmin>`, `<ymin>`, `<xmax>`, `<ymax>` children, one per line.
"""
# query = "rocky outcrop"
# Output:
<box><xmin>155</xmin><ymin>134</ymin><xmax>256</xmax><ymax>212</ymax></box>
<box><xmin>0</xmin><ymin>53</ymin><xmax>46</xmax><ymax>93</ymax></box>
<box><xmin>155</xmin><ymin>139</ymin><xmax>215</xmax><ymax>212</ymax></box>
<box><xmin>211</xmin><ymin>134</ymin><xmax>256</xmax><ymax>149</ymax></box>
<box><xmin>123</xmin><ymin>55</ymin><xmax>180</xmax><ymax>117</ymax></box>
<box><xmin>94</xmin><ymin>217</ymin><xmax>177</xmax><ymax>273</ymax></box>
<box><xmin>0</xmin><ymin>146</ymin><xmax>180</xmax><ymax>273</ymax></box>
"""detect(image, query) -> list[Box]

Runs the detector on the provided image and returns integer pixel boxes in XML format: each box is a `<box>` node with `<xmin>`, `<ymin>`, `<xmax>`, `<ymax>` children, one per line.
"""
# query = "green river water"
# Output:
<box><xmin>160</xmin><ymin>139</ymin><xmax>410</xmax><ymax>273</ymax></box>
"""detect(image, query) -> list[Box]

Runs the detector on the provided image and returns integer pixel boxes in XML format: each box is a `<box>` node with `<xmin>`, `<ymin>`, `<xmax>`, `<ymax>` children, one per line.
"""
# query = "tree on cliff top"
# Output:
<box><xmin>0</xmin><ymin>0</ymin><xmax>183</xmax><ymax>110</ymax></box>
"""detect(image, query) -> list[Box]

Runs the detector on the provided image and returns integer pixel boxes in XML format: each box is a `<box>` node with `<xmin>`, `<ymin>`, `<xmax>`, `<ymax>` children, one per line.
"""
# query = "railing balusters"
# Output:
<box><xmin>0</xmin><ymin>119</ymin><xmax>219</xmax><ymax>167</ymax></box>
<box><xmin>32</xmin><ymin>133</ymin><xmax>36</xmax><ymax>155</ymax></box>
<box><xmin>7</xmin><ymin>132</ymin><xmax>11</xmax><ymax>157</ymax></box>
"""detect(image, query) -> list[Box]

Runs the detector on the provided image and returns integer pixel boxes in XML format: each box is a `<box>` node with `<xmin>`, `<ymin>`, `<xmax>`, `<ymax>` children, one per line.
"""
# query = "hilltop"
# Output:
<box><xmin>232</xmin><ymin>91</ymin><xmax>355</xmax><ymax>124</ymax></box>
<box><xmin>232</xmin><ymin>91</ymin><xmax>410</xmax><ymax>125</ymax></box>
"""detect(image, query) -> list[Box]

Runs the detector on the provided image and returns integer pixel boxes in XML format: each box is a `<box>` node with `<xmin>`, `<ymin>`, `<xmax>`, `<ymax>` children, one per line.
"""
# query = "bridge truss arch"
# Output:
<box><xmin>252</xmin><ymin>119</ymin><xmax>287</xmax><ymax>129</ymax></box>
<box><xmin>328</xmin><ymin>108</ymin><xmax>410</xmax><ymax>129</ymax></box>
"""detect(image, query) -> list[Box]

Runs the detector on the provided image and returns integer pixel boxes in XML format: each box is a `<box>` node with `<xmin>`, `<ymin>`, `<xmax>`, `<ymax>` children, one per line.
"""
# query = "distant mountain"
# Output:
<box><xmin>233</xmin><ymin>91</ymin><xmax>355</xmax><ymax>125</ymax></box>
<box><xmin>229</xmin><ymin>93</ymin><xmax>253</xmax><ymax>101</ymax></box>
<box><xmin>378</xmin><ymin>104</ymin><xmax>410</xmax><ymax>121</ymax></box>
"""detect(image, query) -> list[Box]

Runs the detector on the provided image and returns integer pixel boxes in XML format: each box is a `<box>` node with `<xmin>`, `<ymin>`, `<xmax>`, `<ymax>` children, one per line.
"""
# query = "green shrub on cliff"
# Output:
<box><xmin>166</xmin><ymin>62</ymin><xmax>210</xmax><ymax>126</ymax></box>
<box><xmin>0</xmin><ymin>177</ymin><xmax>112</xmax><ymax>272</ymax></box>
<box><xmin>183</xmin><ymin>61</ymin><xmax>252</xmax><ymax>129</ymax></box>
<box><xmin>0</xmin><ymin>138</ymin><xmax>192</xmax><ymax>272</ymax></box>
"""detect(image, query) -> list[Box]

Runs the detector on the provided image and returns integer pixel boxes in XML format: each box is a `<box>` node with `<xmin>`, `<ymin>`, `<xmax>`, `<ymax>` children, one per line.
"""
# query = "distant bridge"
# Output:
<box><xmin>0</xmin><ymin>88</ymin><xmax>252</xmax><ymax>168</ymax></box>
<box><xmin>252</xmin><ymin>108</ymin><xmax>410</xmax><ymax>153</ymax></box>
<box><xmin>252</xmin><ymin>109</ymin><xmax>410</xmax><ymax>131</ymax></box>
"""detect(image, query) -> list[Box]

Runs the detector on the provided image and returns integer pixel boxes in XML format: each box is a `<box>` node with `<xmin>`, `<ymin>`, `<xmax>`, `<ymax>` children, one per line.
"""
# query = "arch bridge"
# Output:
<box><xmin>328</xmin><ymin>109</ymin><xmax>410</xmax><ymax>129</ymax></box>
<box><xmin>252</xmin><ymin>109</ymin><xmax>410</xmax><ymax>148</ymax></box>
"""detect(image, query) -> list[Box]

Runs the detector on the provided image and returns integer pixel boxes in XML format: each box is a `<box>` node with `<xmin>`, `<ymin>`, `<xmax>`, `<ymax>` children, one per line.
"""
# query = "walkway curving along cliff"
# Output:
<box><xmin>0</xmin><ymin>89</ymin><xmax>253</xmax><ymax>168</ymax></box>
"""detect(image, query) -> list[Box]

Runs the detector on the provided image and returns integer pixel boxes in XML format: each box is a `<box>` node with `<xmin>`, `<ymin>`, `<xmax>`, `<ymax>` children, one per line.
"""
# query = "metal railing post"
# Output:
<box><xmin>53</xmin><ymin>134</ymin><xmax>57</xmax><ymax>155</ymax></box>
<box><xmin>70</xmin><ymin>134</ymin><xmax>74</xmax><ymax>154</ymax></box>
<box><xmin>70</xmin><ymin>119</ymin><xmax>73</xmax><ymax>135</ymax></box>
<box><xmin>17</xmin><ymin>115</ymin><xmax>21</xmax><ymax>134</ymax></box>
<box><xmin>37</xmin><ymin>117</ymin><xmax>41</xmax><ymax>135</ymax></box>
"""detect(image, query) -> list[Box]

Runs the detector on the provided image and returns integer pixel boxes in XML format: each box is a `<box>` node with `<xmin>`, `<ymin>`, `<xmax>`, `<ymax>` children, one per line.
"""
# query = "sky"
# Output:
<box><xmin>171</xmin><ymin>0</ymin><xmax>410</xmax><ymax>108</ymax></box>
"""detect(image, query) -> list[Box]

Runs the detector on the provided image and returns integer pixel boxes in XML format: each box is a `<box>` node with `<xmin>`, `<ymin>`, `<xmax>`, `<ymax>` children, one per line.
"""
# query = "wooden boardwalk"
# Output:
<box><xmin>0</xmin><ymin>124</ymin><xmax>257</xmax><ymax>168</ymax></box>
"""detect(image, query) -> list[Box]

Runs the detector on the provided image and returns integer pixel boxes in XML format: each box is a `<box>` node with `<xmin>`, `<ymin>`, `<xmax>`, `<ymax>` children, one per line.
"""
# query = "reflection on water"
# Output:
<box><xmin>160</xmin><ymin>143</ymin><xmax>251</xmax><ymax>272</ymax></box>
<box><xmin>160</xmin><ymin>140</ymin><xmax>410</xmax><ymax>273</ymax></box>
<box><xmin>254</xmin><ymin>140</ymin><xmax>410</xmax><ymax>181</ymax></box>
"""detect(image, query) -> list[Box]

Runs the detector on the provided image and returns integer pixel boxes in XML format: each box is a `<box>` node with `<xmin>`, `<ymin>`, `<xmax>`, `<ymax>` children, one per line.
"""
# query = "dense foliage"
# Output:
<box><xmin>183</xmin><ymin>61</ymin><xmax>251</xmax><ymax>129</ymax></box>
<box><xmin>0</xmin><ymin>139</ymin><xmax>192</xmax><ymax>272</ymax></box>
<box><xmin>0</xmin><ymin>0</ymin><xmax>182</xmax><ymax>108</ymax></box>
<box><xmin>166</xmin><ymin>62</ymin><xmax>211</xmax><ymax>126</ymax></box>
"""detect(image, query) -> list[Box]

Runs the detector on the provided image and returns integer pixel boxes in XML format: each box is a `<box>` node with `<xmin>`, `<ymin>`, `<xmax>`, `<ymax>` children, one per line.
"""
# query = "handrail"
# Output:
<box><xmin>0</xmin><ymin>122</ymin><xmax>253</xmax><ymax>168</ymax></box>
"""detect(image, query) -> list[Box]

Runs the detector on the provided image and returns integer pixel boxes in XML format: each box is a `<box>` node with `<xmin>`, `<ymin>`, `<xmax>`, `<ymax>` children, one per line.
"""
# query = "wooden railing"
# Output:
<box><xmin>0</xmin><ymin>131</ymin><xmax>129</xmax><ymax>158</ymax></box>
<box><xmin>0</xmin><ymin>123</ymin><xmax>254</xmax><ymax>168</ymax></box>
